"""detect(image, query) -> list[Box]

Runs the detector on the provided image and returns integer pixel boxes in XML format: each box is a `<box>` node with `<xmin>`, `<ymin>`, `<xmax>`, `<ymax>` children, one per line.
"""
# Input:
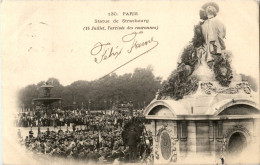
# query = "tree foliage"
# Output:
<box><xmin>18</xmin><ymin>66</ymin><xmax>162</xmax><ymax>110</ymax></box>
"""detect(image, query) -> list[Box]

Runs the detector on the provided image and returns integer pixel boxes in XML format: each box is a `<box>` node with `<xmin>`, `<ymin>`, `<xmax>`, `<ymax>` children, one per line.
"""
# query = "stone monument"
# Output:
<box><xmin>144</xmin><ymin>2</ymin><xmax>260</xmax><ymax>164</ymax></box>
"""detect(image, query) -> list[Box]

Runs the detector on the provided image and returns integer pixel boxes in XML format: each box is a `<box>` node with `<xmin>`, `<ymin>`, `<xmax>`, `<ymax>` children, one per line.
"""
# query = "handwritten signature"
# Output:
<box><xmin>90</xmin><ymin>31</ymin><xmax>159</xmax><ymax>76</ymax></box>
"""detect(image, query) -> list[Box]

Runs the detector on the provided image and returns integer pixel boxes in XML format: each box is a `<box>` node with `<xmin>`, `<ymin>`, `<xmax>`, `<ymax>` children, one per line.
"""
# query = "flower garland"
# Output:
<box><xmin>158</xmin><ymin>22</ymin><xmax>233</xmax><ymax>100</ymax></box>
<box><xmin>158</xmin><ymin>68</ymin><xmax>199</xmax><ymax>100</ymax></box>
<box><xmin>213</xmin><ymin>56</ymin><xmax>233</xmax><ymax>86</ymax></box>
<box><xmin>157</xmin><ymin>23</ymin><xmax>203</xmax><ymax>100</ymax></box>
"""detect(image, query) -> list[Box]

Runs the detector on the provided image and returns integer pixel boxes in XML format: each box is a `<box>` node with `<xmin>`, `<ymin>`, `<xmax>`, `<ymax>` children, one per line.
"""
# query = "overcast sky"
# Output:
<box><xmin>2</xmin><ymin>0</ymin><xmax>259</xmax><ymax>89</ymax></box>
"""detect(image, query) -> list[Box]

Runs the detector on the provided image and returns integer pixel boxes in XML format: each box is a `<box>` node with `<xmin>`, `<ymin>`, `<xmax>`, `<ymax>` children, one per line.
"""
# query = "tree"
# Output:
<box><xmin>17</xmin><ymin>66</ymin><xmax>162</xmax><ymax>111</ymax></box>
<box><xmin>17</xmin><ymin>84</ymin><xmax>39</xmax><ymax>109</ymax></box>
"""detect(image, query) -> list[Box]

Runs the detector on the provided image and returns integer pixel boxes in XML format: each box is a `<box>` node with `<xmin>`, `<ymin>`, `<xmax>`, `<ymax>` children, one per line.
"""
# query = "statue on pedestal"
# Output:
<box><xmin>193</xmin><ymin>2</ymin><xmax>230</xmax><ymax>82</ymax></box>
<box><xmin>201</xmin><ymin>2</ymin><xmax>226</xmax><ymax>65</ymax></box>
<box><xmin>158</xmin><ymin>2</ymin><xmax>233</xmax><ymax>100</ymax></box>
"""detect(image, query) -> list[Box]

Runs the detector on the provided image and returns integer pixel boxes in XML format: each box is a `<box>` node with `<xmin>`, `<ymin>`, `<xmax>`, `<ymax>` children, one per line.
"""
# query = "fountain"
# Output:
<box><xmin>32</xmin><ymin>82</ymin><xmax>62</xmax><ymax>114</ymax></box>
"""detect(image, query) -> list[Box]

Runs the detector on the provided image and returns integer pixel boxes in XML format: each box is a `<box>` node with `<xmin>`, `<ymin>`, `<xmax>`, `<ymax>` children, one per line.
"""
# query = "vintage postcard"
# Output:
<box><xmin>1</xmin><ymin>0</ymin><xmax>259</xmax><ymax>164</ymax></box>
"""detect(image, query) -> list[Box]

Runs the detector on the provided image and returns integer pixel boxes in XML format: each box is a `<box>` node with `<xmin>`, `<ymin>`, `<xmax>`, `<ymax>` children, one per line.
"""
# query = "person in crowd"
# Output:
<box><xmin>29</xmin><ymin>127</ymin><xmax>34</xmax><ymax>139</ymax></box>
<box><xmin>17</xmin><ymin>108</ymin><xmax>151</xmax><ymax>163</ymax></box>
<box><xmin>127</xmin><ymin>127</ymin><xmax>138</xmax><ymax>163</ymax></box>
<box><xmin>46</xmin><ymin>128</ymin><xmax>50</xmax><ymax>137</ymax></box>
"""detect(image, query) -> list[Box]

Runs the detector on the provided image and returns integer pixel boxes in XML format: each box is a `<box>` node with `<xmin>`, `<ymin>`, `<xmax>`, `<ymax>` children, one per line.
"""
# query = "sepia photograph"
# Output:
<box><xmin>1</xmin><ymin>0</ymin><xmax>259</xmax><ymax>164</ymax></box>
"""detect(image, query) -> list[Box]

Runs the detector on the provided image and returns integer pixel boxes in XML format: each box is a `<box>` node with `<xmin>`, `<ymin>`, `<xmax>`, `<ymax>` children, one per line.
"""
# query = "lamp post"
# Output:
<box><xmin>22</xmin><ymin>103</ymin><xmax>24</xmax><ymax>113</ymax></box>
<box><xmin>73</xmin><ymin>101</ymin><xmax>76</xmax><ymax>114</ymax></box>
<box><xmin>104</xmin><ymin>100</ymin><xmax>107</xmax><ymax>114</ymax></box>
<box><xmin>88</xmin><ymin>100</ymin><xmax>91</xmax><ymax>114</ymax></box>
<box><xmin>31</xmin><ymin>101</ymin><xmax>34</xmax><ymax>112</ymax></box>
<box><xmin>59</xmin><ymin>100</ymin><xmax>62</xmax><ymax>109</ymax></box>
<box><xmin>129</xmin><ymin>101</ymin><xmax>133</xmax><ymax>117</ymax></box>
<box><xmin>110</xmin><ymin>99</ymin><xmax>112</xmax><ymax>114</ymax></box>
<box><xmin>110</xmin><ymin>99</ymin><xmax>112</xmax><ymax>108</ymax></box>
<box><xmin>116</xmin><ymin>99</ymin><xmax>119</xmax><ymax>114</ymax></box>
<box><xmin>73</xmin><ymin>95</ymin><xmax>76</xmax><ymax>112</ymax></box>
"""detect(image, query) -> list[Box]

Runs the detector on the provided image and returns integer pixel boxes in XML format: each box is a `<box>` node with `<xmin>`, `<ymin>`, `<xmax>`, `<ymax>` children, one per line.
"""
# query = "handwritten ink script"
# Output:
<box><xmin>90</xmin><ymin>31</ymin><xmax>159</xmax><ymax>65</ymax></box>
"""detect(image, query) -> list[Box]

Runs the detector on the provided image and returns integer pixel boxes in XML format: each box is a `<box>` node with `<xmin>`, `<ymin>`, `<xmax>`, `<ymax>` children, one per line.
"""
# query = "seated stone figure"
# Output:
<box><xmin>200</xmin><ymin>2</ymin><xmax>226</xmax><ymax>66</ymax></box>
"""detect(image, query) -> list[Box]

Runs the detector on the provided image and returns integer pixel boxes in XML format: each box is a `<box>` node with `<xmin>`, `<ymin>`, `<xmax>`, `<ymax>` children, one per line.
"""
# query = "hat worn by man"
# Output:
<box><xmin>202</xmin><ymin>2</ymin><xmax>219</xmax><ymax>13</ymax></box>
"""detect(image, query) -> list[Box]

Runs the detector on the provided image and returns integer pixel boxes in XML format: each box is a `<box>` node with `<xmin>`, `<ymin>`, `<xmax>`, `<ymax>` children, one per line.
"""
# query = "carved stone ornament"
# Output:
<box><xmin>154</xmin><ymin>125</ymin><xmax>177</xmax><ymax>162</ymax></box>
<box><xmin>201</xmin><ymin>82</ymin><xmax>251</xmax><ymax>95</ymax></box>
<box><xmin>221</xmin><ymin>125</ymin><xmax>251</xmax><ymax>153</ymax></box>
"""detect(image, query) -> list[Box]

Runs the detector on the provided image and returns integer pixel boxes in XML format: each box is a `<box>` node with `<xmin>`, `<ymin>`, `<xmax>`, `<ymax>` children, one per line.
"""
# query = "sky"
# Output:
<box><xmin>2</xmin><ymin>0</ymin><xmax>259</xmax><ymax>90</ymax></box>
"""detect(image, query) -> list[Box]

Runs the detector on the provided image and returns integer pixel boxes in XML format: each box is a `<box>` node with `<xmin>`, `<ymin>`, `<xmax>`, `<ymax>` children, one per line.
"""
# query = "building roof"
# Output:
<box><xmin>144</xmin><ymin>81</ymin><xmax>259</xmax><ymax>120</ymax></box>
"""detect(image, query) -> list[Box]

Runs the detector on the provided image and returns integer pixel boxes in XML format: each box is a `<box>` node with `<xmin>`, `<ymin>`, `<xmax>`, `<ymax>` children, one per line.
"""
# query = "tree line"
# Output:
<box><xmin>18</xmin><ymin>66</ymin><xmax>162</xmax><ymax>111</ymax></box>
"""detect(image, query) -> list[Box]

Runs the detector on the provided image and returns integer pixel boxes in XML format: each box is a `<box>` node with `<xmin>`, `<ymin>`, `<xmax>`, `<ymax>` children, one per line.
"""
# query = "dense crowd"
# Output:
<box><xmin>15</xmin><ymin>108</ymin><xmax>146</xmax><ymax>127</ymax></box>
<box><xmin>17</xmin><ymin>110</ymin><xmax>153</xmax><ymax>164</ymax></box>
<box><xmin>16</xmin><ymin>109</ymin><xmax>100</xmax><ymax>127</ymax></box>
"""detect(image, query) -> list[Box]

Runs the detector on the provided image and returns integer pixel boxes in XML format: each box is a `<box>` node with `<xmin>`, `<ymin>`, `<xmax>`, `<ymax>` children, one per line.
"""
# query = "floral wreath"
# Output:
<box><xmin>158</xmin><ymin>22</ymin><xmax>233</xmax><ymax>100</ymax></box>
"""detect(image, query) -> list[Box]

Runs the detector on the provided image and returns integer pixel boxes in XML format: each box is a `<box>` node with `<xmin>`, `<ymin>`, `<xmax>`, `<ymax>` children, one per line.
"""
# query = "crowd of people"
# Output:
<box><xmin>17</xmin><ymin>109</ymin><xmax>153</xmax><ymax>164</ymax></box>
<box><xmin>16</xmin><ymin>108</ymin><xmax>97</xmax><ymax>127</ymax></box>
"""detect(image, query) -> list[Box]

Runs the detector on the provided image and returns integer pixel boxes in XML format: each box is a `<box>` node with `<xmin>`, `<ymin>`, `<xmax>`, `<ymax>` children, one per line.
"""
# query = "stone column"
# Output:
<box><xmin>187</xmin><ymin>121</ymin><xmax>196</xmax><ymax>155</ymax></box>
<box><xmin>151</xmin><ymin>119</ymin><xmax>156</xmax><ymax>162</ymax></box>
<box><xmin>173</xmin><ymin>121</ymin><xmax>179</xmax><ymax>150</ymax></box>
<box><xmin>209</xmin><ymin>121</ymin><xmax>215</xmax><ymax>159</ymax></box>
<box><xmin>253</xmin><ymin>119</ymin><xmax>260</xmax><ymax>158</ymax></box>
